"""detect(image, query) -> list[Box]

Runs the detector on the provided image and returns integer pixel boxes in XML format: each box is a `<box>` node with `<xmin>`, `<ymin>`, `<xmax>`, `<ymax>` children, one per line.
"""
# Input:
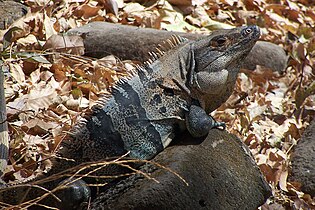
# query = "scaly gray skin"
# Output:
<box><xmin>0</xmin><ymin>25</ymin><xmax>260</xmax><ymax>209</ymax></box>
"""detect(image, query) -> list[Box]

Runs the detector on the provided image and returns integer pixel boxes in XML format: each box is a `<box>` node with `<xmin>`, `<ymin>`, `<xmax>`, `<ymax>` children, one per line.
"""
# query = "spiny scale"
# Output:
<box><xmin>144</xmin><ymin>34</ymin><xmax>188</xmax><ymax>65</ymax></box>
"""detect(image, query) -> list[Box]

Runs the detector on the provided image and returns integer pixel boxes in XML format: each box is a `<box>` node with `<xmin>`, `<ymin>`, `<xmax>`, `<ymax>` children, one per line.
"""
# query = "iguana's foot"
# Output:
<box><xmin>186</xmin><ymin>105</ymin><xmax>226</xmax><ymax>138</ymax></box>
<box><xmin>212</xmin><ymin>121</ymin><xmax>226</xmax><ymax>130</ymax></box>
<box><xmin>57</xmin><ymin>178</ymin><xmax>91</xmax><ymax>210</ymax></box>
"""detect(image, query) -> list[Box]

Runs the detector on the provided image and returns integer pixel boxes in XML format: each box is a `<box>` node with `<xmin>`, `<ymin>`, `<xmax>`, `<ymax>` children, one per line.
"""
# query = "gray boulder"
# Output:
<box><xmin>0</xmin><ymin>1</ymin><xmax>28</xmax><ymax>30</ymax></box>
<box><xmin>68</xmin><ymin>21</ymin><xmax>288</xmax><ymax>72</ymax></box>
<box><xmin>91</xmin><ymin>129</ymin><xmax>271</xmax><ymax>210</ymax></box>
<box><xmin>241</xmin><ymin>41</ymin><xmax>288</xmax><ymax>72</ymax></box>
<box><xmin>290</xmin><ymin>119</ymin><xmax>315</xmax><ymax>196</ymax></box>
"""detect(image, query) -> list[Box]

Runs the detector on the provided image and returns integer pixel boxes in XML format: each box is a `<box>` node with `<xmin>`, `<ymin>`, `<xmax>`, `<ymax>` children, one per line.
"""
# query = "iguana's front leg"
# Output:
<box><xmin>186</xmin><ymin>105</ymin><xmax>225</xmax><ymax>138</ymax></box>
<box><xmin>56</xmin><ymin>178</ymin><xmax>91</xmax><ymax>209</ymax></box>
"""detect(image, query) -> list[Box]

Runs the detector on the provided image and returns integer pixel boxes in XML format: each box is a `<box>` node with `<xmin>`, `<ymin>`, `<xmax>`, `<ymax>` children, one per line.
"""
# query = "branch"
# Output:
<box><xmin>0</xmin><ymin>61</ymin><xmax>9</xmax><ymax>177</ymax></box>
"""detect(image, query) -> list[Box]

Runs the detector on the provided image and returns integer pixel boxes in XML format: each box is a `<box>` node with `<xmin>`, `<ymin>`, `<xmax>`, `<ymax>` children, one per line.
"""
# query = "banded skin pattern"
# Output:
<box><xmin>0</xmin><ymin>25</ymin><xmax>260</xmax><ymax>209</ymax></box>
<box><xmin>65</xmin><ymin>69</ymin><xmax>189</xmax><ymax>163</ymax></box>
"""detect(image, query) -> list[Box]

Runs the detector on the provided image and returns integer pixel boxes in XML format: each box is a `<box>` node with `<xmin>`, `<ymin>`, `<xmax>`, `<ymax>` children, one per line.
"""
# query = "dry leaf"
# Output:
<box><xmin>279</xmin><ymin>170</ymin><xmax>288</xmax><ymax>192</ymax></box>
<box><xmin>44</xmin><ymin>10</ymin><xmax>58</xmax><ymax>39</ymax></box>
<box><xmin>74</xmin><ymin>4</ymin><xmax>102</xmax><ymax>19</ymax></box>
<box><xmin>105</xmin><ymin>0</ymin><xmax>119</xmax><ymax>16</ymax></box>
<box><xmin>3</xmin><ymin>27</ymin><xmax>25</xmax><ymax>49</ymax></box>
<box><xmin>43</xmin><ymin>34</ymin><xmax>85</xmax><ymax>55</ymax></box>
<box><xmin>9</xmin><ymin>62</ymin><xmax>25</xmax><ymax>85</ymax></box>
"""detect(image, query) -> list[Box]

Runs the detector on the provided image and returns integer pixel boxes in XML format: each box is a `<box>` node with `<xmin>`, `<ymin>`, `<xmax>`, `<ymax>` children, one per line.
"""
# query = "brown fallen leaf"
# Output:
<box><xmin>9</xmin><ymin>62</ymin><xmax>26</xmax><ymax>85</ymax></box>
<box><xmin>21</xmin><ymin>118</ymin><xmax>58</xmax><ymax>135</ymax></box>
<box><xmin>43</xmin><ymin>34</ymin><xmax>85</xmax><ymax>55</ymax></box>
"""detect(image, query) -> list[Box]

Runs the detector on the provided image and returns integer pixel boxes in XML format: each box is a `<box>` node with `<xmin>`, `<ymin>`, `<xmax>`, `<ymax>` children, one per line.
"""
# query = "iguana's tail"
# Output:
<box><xmin>0</xmin><ymin>62</ymin><xmax>9</xmax><ymax>178</ymax></box>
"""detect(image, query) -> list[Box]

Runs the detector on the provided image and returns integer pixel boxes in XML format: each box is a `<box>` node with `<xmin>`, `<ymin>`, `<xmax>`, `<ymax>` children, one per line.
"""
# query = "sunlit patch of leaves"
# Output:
<box><xmin>2</xmin><ymin>49</ymin><xmax>131</xmax><ymax>185</ymax></box>
<box><xmin>1</xmin><ymin>0</ymin><xmax>315</xmax><ymax>209</ymax></box>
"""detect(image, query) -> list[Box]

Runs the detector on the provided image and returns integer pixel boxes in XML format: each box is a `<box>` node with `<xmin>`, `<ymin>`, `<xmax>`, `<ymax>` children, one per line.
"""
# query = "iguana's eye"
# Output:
<box><xmin>216</xmin><ymin>37</ymin><xmax>227</xmax><ymax>46</ymax></box>
<box><xmin>210</xmin><ymin>36</ymin><xmax>227</xmax><ymax>48</ymax></box>
<box><xmin>242</xmin><ymin>27</ymin><xmax>254</xmax><ymax>36</ymax></box>
<box><xmin>245</xmin><ymin>28</ymin><xmax>252</xmax><ymax>34</ymax></box>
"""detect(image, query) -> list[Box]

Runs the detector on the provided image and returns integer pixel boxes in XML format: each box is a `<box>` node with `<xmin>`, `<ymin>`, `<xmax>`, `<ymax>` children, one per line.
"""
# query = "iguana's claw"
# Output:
<box><xmin>213</xmin><ymin>121</ymin><xmax>226</xmax><ymax>130</ymax></box>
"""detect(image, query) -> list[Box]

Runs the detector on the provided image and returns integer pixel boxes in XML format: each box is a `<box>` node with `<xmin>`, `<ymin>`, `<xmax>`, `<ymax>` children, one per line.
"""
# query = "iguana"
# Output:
<box><xmin>0</xmin><ymin>25</ymin><xmax>260</xmax><ymax>209</ymax></box>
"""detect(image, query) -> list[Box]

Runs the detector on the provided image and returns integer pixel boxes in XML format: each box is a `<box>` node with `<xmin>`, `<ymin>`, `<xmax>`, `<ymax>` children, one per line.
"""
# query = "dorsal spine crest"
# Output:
<box><xmin>144</xmin><ymin>35</ymin><xmax>188</xmax><ymax>65</ymax></box>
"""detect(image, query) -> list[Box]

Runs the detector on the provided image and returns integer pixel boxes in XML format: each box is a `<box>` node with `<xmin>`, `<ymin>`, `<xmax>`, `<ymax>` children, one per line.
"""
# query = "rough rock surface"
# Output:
<box><xmin>68</xmin><ymin>21</ymin><xmax>288</xmax><ymax>72</ymax></box>
<box><xmin>241</xmin><ymin>41</ymin><xmax>288</xmax><ymax>72</ymax></box>
<box><xmin>0</xmin><ymin>1</ymin><xmax>28</xmax><ymax>30</ymax></box>
<box><xmin>91</xmin><ymin>129</ymin><xmax>271</xmax><ymax>210</ymax></box>
<box><xmin>290</xmin><ymin>119</ymin><xmax>315</xmax><ymax>196</ymax></box>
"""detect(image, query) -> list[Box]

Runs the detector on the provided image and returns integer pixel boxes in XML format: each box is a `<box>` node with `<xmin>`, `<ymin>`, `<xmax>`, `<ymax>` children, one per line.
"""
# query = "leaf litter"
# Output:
<box><xmin>1</xmin><ymin>0</ymin><xmax>315</xmax><ymax>209</ymax></box>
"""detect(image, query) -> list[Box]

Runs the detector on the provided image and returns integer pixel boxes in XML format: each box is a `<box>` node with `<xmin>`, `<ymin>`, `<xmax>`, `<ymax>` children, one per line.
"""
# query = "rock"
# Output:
<box><xmin>91</xmin><ymin>129</ymin><xmax>271</xmax><ymax>210</ymax></box>
<box><xmin>290</xmin><ymin>119</ymin><xmax>315</xmax><ymax>196</ymax></box>
<box><xmin>68</xmin><ymin>21</ymin><xmax>288</xmax><ymax>72</ymax></box>
<box><xmin>241</xmin><ymin>41</ymin><xmax>288</xmax><ymax>72</ymax></box>
<box><xmin>67</xmin><ymin>22</ymin><xmax>199</xmax><ymax>62</ymax></box>
<box><xmin>0</xmin><ymin>1</ymin><xmax>28</xmax><ymax>30</ymax></box>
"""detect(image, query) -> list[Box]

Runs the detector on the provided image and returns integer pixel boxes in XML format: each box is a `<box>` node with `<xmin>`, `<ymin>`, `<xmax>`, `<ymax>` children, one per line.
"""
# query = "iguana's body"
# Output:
<box><xmin>0</xmin><ymin>25</ymin><xmax>260</xmax><ymax>209</ymax></box>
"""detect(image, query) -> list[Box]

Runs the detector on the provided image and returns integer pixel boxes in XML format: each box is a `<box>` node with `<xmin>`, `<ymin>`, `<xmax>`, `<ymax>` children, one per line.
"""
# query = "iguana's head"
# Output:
<box><xmin>193</xmin><ymin>25</ymin><xmax>260</xmax><ymax>73</ymax></box>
